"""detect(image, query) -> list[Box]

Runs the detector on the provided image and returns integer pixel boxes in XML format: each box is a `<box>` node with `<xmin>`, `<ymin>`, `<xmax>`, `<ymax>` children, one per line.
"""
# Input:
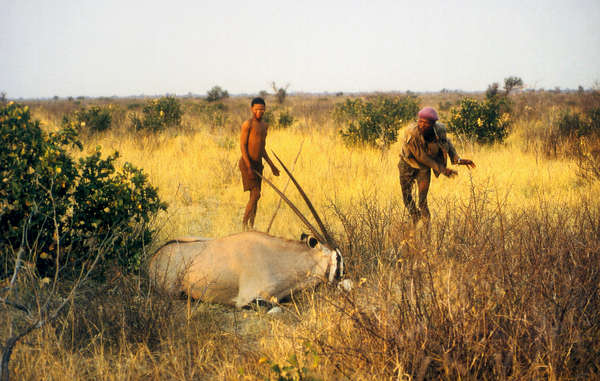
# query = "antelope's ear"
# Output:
<box><xmin>300</xmin><ymin>232</ymin><xmax>309</xmax><ymax>242</ymax></box>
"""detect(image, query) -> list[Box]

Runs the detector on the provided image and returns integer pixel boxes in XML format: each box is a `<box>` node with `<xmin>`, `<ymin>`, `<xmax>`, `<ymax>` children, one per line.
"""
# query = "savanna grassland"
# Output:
<box><xmin>2</xmin><ymin>90</ymin><xmax>600</xmax><ymax>380</ymax></box>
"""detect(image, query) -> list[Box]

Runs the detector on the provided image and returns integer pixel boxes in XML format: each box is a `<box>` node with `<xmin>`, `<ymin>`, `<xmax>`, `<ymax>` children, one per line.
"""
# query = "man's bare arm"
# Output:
<box><xmin>442</xmin><ymin>139</ymin><xmax>475</xmax><ymax>168</ymax></box>
<box><xmin>436</xmin><ymin>125</ymin><xmax>475</xmax><ymax>168</ymax></box>
<box><xmin>240</xmin><ymin>120</ymin><xmax>251</xmax><ymax>168</ymax></box>
<box><xmin>262</xmin><ymin>148</ymin><xmax>280</xmax><ymax>176</ymax></box>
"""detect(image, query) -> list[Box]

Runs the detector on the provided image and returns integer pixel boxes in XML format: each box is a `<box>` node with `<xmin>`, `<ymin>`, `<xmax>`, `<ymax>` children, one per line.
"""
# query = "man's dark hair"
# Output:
<box><xmin>251</xmin><ymin>97</ymin><xmax>266</xmax><ymax>107</ymax></box>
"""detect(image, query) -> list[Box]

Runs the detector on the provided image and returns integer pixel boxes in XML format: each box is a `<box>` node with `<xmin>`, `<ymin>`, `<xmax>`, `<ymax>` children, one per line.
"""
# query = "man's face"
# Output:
<box><xmin>417</xmin><ymin>118</ymin><xmax>435</xmax><ymax>134</ymax></box>
<box><xmin>252</xmin><ymin>104</ymin><xmax>266</xmax><ymax>120</ymax></box>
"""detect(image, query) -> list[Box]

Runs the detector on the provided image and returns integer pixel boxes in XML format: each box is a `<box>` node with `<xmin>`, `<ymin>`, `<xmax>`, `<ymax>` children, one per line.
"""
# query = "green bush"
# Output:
<box><xmin>334</xmin><ymin>96</ymin><xmax>419</xmax><ymax>147</ymax></box>
<box><xmin>556</xmin><ymin>107</ymin><xmax>600</xmax><ymax>137</ymax></box>
<box><xmin>63</xmin><ymin>105</ymin><xmax>112</xmax><ymax>133</ymax></box>
<box><xmin>447</xmin><ymin>97</ymin><xmax>511</xmax><ymax>143</ymax></box>
<box><xmin>193</xmin><ymin>102</ymin><xmax>229</xmax><ymax>129</ymax></box>
<box><xmin>206</xmin><ymin>86</ymin><xmax>229</xmax><ymax>102</ymax></box>
<box><xmin>130</xmin><ymin>96</ymin><xmax>183</xmax><ymax>132</ymax></box>
<box><xmin>556</xmin><ymin>109</ymin><xmax>586</xmax><ymax>137</ymax></box>
<box><xmin>0</xmin><ymin>102</ymin><xmax>167</xmax><ymax>278</ymax></box>
<box><xmin>275</xmin><ymin>108</ymin><xmax>294</xmax><ymax>128</ymax></box>
<box><xmin>589</xmin><ymin>107</ymin><xmax>600</xmax><ymax>133</ymax></box>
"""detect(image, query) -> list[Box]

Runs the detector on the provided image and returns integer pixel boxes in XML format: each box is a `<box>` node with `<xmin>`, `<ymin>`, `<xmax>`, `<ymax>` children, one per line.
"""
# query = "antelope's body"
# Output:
<box><xmin>149</xmin><ymin>232</ymin><xmax>341</xmax><ymax>307</ymax></box>
<box><xmin>149</xmin><ymin>151</ymin><xmax>348</xmax><ymax>309</ymax></box>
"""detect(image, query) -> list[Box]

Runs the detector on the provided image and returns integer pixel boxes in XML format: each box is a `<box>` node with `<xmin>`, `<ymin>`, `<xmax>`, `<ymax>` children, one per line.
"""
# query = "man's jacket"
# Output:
<box><xmin>400</xmin><ymin>122</ymin><xmax>459</xmax><ymax>177</ymax></box>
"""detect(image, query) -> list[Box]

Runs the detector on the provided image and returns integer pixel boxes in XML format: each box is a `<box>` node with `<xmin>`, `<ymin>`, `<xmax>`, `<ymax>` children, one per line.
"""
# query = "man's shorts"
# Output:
<box><xmin>239</xmin><ymin>157</ymin><xmax>263</xmax><ymax>191</ymax></box>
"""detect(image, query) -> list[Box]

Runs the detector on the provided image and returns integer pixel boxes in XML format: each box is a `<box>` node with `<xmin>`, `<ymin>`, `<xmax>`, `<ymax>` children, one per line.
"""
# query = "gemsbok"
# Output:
<box><xmin>149</xmin><ymin>153</ymin><xmax>350</xmax><ymax>309</ymax></box>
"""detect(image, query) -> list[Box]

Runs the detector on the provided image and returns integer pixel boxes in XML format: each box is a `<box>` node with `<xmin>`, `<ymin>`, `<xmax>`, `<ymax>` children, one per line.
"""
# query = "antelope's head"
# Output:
<box><xmin>300</xmin><ymin>232</ymin><xmax>344</xmax><ymax>283</ymax></box>
<box><xmin>257</xmin><ymin>152</ymin><xmax>347</xmax><ymax>286</ymax></box>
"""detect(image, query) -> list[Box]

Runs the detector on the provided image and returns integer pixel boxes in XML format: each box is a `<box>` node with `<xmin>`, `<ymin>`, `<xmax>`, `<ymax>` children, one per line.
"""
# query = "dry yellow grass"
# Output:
<box><xmin>4</xmin><ymin>95</ymin><xmax>599</xmax><ymax>380</ymax></box>
<box><xmin>79</xmin><ymin>119</ymin><xmax>595</xmax><ymax>243</ymax></box>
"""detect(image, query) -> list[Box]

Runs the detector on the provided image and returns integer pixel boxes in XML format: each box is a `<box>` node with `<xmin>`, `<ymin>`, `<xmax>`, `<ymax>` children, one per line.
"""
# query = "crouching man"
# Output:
<box><xmin>399</xmin><ymin>107</ymin><xmax>475</xmax><ymax>223</ymax></box>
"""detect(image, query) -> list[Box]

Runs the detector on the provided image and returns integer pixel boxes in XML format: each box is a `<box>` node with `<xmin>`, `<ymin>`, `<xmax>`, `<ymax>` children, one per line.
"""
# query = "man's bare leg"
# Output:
<box><xmin>399</xmin><ymin>163</ymin><xmax>420</xmax><ymax>224</ymax></box>
<box><xmin>243</xmin><ymin>187</ymin><xmax>261</xmax><ymax>230</ymax></box>
<box><xmin>417</xmin><ymin>176</ymin><xmax>431</xmax><ymax>222</ymax></box>
<box><xmin>416</xmin><ymin>170</ymin><xmax>431</xmax><ymax>233</ymax></box>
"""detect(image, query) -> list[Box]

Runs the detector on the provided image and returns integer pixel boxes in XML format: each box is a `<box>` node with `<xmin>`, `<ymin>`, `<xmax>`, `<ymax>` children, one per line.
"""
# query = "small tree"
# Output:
<box><xmin>334</xmin><ymin>96</ymin><xmax>419</xmax><ymax>147</ymax></box>
<box><xmin>1</xmin><ymin>102</ymin><xmax>167</xmax><ymax>278</ymax></box>
<box><xmin>486</xmin><ymin>82</ymin><xmax>500</xmax><ymax>99</ymax></box>
<box><xmin>271</xmin><ymin>82</ymin><xmax>290</xmax><ymax>104</ymax></box>
<box><xmin>194</xmin><ymin>102</ymin><xmax>229</xmax><ymax>130</ymax></box>
<box><xmin>274</xmin><ymin>108</ymin><xmax>295</xmax><ymax>129</ymax></box>
<box><xmin>447</xmin><ymin>97</ymin><xmax>511</xmax><ymax>144</ymax></box>
<box><xmin>130</xmin><ymin>96</ymin><xmax>183</xmax><ymax>132</ymax></box>
<box><xmin>63</xmin><ymin>105</ymin><xmax>112</xmax><ymax>133</ymax></box>
<box><xmin>206</xmin><ymin>86</ymin><xmax>229</xmax><ymax>102</ymax></box>
<box><xmin>504</xmin><ymin>76</ymin><xmax>524</xmax><ymax>95</ymax></box>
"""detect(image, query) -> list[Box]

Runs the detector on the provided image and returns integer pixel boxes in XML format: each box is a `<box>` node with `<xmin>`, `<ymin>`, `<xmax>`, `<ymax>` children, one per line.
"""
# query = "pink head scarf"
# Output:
<box><xmin>418</xmin><ymin>107</ymin><xmax>439</xmax><ymax>121</ymax></box>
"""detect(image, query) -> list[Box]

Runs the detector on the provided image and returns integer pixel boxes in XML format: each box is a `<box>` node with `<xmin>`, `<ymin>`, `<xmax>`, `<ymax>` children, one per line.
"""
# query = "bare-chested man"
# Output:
<box><xmin>239</xmin><ymin>97</ymin><xmax>280</xmax><ymax>230</ymax></box>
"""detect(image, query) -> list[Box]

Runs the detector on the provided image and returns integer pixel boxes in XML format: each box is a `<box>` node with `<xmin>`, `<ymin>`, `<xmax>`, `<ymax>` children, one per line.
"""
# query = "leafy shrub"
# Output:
<box><xmin>193</xmin><ymin>102</ymin><xmax>229</xmax><ymax>129</ymax></box>
<box><xmin>438</xmin><ymin>100</ymin><xmax>452</xmax><ymax>111</ymax></box>
<box><xmin>206</xmin><ymin>86</ymin><xmax>229</xmax><ymax>102</ymax></box>
<box><xmin>63</xmin><ymin>105</ymin><xmax>112</xmax><ymax>133</ymax></box>
<box><xmin>0</xmin><ymin>102</ymin><xmax>167</xmax><ymax>278</ymax></box>
<box><xmin>589</xmin><ymin>107</ymin><xmax>600</xmax><ymax>132</ymax></box>
<box><xmin>447</xmin><ymin>97</ymin><xmax>511</xmax><ymax>143</ymax></box>
<box><xmin>556</xmin><ymin>107</ymin><xmax>600</xmax><ymax>138</ymax></box>
<box><xmin>130</xmin><ymin>96</ymin><xmax>183</xmax><ymax>132</ymax></box>
<box><xmin>334</xmin><ymin>96</ymin><xmax>419</xmax><ymax>147</ymax></box>
<box><xmin>275</xmin><ymin>108</ymin><xmax>294</xmax><ymax>128</ymax></box>
<box><xmin>556</xmin><ymin>109</ymin><xmax>586</xmax><ymax>137</ymax></box>
<box><xmin>575</xmin><ymin>137</ymin><xmax>600</xmax><ymax>182</ymax></box>
<box><xmin>551</xmin><ymin>107</ymin><xmax>600</xmax><ymax>181</ymax></box>
<box><xmin>486</xmin><ymin>82</ymin><xmax>500</xmax><ymax>99</ymax></box>
<box><xmin>261</xmin><ymin>109</ymin><xmax>274</xmax><ymax>125</ymax></box>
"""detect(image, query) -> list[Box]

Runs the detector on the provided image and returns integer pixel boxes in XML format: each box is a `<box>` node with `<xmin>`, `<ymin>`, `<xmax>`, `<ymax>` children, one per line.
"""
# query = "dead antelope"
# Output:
<box><xmin>149</xmin><ymin>152</ymin><xmax>350</xmax><ymax>308</ymax></box>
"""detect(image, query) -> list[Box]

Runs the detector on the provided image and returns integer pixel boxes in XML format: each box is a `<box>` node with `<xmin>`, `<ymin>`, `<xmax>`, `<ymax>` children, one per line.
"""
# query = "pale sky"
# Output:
<box><xmin>2</xmin><ymin>0</ymin><xmax>599</xmax><ymax>98</ymax></box>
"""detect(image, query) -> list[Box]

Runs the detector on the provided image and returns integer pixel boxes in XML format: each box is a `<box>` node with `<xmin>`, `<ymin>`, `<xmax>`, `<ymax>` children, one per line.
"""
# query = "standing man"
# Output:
<box><xmin>239</xmin><ymin>97</ymin><xmax>280</xmax><ymax>230</ymax></box>
<box><xmin>399</xmin><ymin>107</ymin><xmax>475</xmax><ymax>223</ymax></box>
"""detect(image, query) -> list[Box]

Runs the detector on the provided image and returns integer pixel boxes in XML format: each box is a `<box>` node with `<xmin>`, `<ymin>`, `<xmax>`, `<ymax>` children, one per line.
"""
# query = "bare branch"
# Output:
<box><xmin>0</xmin><ymin>298</ymin><xmax>30</xmax><ymax>315</ymax></box>
<box><xmin>7</xmin><ymin>248</ymin><xmax>23</xmax><ymax>294</ymax></box>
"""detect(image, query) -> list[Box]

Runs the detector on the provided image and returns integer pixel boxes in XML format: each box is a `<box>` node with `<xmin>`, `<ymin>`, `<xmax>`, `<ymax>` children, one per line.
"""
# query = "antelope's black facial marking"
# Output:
<box><xmin>334</xmin><ymin>251</ymin><xmax>343</xmax><ymax>280</ymax></box>
<box><xmin>300</xmin><ymin>233</ymin><xmax>319</xmax><ymax>248</ymax></box>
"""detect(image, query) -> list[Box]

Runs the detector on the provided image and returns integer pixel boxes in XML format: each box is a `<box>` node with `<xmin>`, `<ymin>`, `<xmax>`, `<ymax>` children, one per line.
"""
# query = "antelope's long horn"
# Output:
<box><xmin>254</xmin><ymin>170</ymin><xmax>327</xmax><ymax>245</ymax></box>
<box><xmin>271</xmin><ymin>151</ymin><xmax>336</xmax><ymax>248</ymax></box>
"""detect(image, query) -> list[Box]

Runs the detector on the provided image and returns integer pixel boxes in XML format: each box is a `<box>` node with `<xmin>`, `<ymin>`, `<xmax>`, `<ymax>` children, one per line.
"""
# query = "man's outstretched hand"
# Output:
<box><xmin>443</xmin><ymin>168</ymin><xmax>458</xmax><ymax>178</ymax></box>
<box><xmin>458</xmin><ymin>158</ymin><xmax>476</xmax><ymax>169</ymax></box>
